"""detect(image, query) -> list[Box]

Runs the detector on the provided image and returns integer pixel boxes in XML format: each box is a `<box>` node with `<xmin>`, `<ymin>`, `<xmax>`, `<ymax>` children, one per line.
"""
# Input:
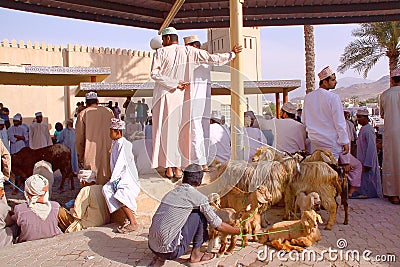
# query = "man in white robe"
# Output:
<box><xmin>243</xmin><ymin>111</ymin><xmax>268</xmax><ymax>162</ymax></box>
<box><xmin>151</xmin><ymin>27</ymin><xmax>241</xmax><ymax>179</ymax></box>
<box><xmin>303</xmin><ymin>66</ymin><xmax>350</xmax><ymax>161</ymax></box>
<box><xmin>208</xmin><ymin>117</ymin><xmax>231</xmax><ymax>163</ymax></box>
<box><xmin>380</xmin><ymin>68</ymin><xmax>400</xmax><ymax>204</ymax></box>
<box><xmin>7</xmin><ymin>114</ymin><xmax>28</xmax><ymax>154</ymax></box>
<box><xmin>261</xmin><ymin>102</ymin><xmax>306</xmax><ymax>154</ymax></box>
<box><xmin>29</xmin><ymin>112</ymin><xmax>52</xmax><ymax>149</ymax></box>
<box><xmin>183</xmin><ymin>35</ymin><xmax>241</xmax><ymax>170</ymax></box>
<box><xmin>0</xmin><ymin>119</ymin><xmax>9</xmax><ymax>152</ymax></box>
<box><xmin>103</xmin><ymin>118</ymin><xmax>141</xmax><ymax>233</ymax></box>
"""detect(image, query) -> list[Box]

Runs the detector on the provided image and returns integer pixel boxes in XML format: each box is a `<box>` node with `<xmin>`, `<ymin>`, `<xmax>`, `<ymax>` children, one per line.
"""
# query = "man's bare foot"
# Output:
<box><xmin>117</xmin><ymin>223</ymin><xmax>138</xmax><ymax>233</ymax></box>
<box><xmin>190</xmin><ymin>252</ymin><xmax>216</xmax><ymax>263</ymax></box>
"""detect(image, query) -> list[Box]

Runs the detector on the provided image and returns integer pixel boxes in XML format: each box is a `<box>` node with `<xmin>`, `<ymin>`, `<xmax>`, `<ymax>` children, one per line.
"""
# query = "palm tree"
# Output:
<box><xmin>304</xmin><ymin>25</ymin><xmax>315</xmax><ymax>94</ymax></box>
<box><xmin>338</xmin><ymin>22</ymin><xmax>400</xmax><ymax>84</ymax></box>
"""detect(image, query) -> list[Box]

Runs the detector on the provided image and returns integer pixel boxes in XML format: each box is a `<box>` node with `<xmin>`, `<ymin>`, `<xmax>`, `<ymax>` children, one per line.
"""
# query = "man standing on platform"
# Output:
<box><xmin>29</xmin><ymin>112</ymin><xmax>52</xmax><ymax>149</ymax></box>
<box><xmin>380</xmin><ymin>68</ymin><xmax>400</xmax><ymax>204</ymax></box>
<box><xmin>76</xmin><ymin>92</ymin><xmax>114</xmax><ymax>185</ymax></box>
<box><xmin>303</xmin><ymin>66</ymin><xmax>350</xmax><ymax>161</ymax></box>
<box><xmin>183</xmin><ymin>35</ymin><xmax>241</xmax><ymax>171</ymax></box>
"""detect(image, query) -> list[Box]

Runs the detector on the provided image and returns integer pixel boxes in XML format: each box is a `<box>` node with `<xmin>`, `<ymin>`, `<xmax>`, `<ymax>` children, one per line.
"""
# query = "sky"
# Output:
<box><xmin>0</xmin><ymin>7</ymin><xmax>389</xmax><ymax>82</ymax></box>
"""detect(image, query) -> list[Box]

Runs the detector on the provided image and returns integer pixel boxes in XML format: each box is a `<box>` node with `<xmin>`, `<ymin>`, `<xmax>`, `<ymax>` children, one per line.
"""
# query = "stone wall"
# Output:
<box><xmin>0</xmin><ymin>39</ymin><xmax>153</xmax><ymax>129</ymax></box>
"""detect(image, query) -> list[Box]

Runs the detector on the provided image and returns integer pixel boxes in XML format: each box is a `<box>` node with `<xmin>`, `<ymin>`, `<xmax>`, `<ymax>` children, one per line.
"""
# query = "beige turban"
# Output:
<box><xmin>183</xmin><ymin>35</ymin><xmax>200</xmax><ymax>45</ymax></box>
<box><xmin>24</xmin><ymin>174</ymin><xmax>51</xmax><ymax>221</ymax></box>
<box><xmin>282</xmin><ymin>102</ymin><xmax>297</xmax><ymax>115</ymax></box>
<box><xmin>78</xmin><ymin>170</ymin><xmax>96</xmax><ymax>183</ymax></box>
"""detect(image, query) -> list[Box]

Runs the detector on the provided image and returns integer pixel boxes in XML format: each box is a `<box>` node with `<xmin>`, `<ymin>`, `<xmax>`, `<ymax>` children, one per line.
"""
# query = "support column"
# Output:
<box><xmin>283</xmin><ymin>89</ymin><xmax>288</xmax><ymax>104</ymax></box>
<box><xmin>275</xmin><ymin>93</ymin><xmax>281</xmax><ymax>118</ymax></box>
<box><xmin>230</xmin><ymin>0</ymin><xmax>245</xmax><ymax>160</ymax></box>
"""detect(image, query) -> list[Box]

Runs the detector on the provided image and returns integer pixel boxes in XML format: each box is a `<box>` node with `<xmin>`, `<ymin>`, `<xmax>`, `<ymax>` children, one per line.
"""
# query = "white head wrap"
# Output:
<box><xmin>24</xmin><ymin>174</ymin><xmax>51</xmax><ymax>221</ymax></box>
<box><xmin>110</xmin><ymin>118</ymin><xmax>125</xmax><ymax>130</ymax></box>
<box><xmin>78</xmin><ymin>170</ymin><xmax>96</xmax><ymax>183</ymax></box>
<box><xmin>35</xmin><ymin>112</ymin><xmax>42</xmax><ymax>117</ymax></box>
<box><xmin>13</xmin><ymin>114</ymin><xmax>22</xmax><ymax>121</ymax></box>
<box><xmin>0</xmin><ymin>118</ymin><xmax>4</xmax><ymax>124</ymax></box>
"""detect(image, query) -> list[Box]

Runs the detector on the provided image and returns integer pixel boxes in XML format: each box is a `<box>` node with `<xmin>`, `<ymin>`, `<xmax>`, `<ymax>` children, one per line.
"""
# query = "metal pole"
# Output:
<box><xmin>230</xmin><ymin>0</ymin><xmax>245</xmax><ymax>160</ymax></box>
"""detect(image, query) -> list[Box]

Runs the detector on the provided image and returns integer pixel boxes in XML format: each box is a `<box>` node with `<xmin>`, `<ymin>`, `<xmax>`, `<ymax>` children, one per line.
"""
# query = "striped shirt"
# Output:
<box><xmin>148</xmin><ymin>184</ymin><xmax>222</xmax><ymax>253</ymax></box>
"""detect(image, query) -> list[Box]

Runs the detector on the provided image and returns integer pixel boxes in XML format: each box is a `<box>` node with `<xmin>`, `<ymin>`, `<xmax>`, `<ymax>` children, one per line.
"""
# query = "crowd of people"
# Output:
<box><xmin>0</xmin><ymin>26</ymin><xmax>398</xmax><ymax>265</ymax></box>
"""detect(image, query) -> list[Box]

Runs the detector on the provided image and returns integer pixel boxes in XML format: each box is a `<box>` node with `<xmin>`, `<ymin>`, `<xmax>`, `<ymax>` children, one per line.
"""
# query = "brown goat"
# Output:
<box><xmin>11</xmin><ymin>144</ymin><xmax>74</xmax><ymax>190</ymax></box>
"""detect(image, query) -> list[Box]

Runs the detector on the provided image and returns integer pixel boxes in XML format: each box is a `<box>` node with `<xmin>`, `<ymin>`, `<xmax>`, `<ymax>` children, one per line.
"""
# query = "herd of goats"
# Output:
<box><xmin>207</xmin><ymin>146</ymin><xmax>348</xmax><ymax>253</ymax></box>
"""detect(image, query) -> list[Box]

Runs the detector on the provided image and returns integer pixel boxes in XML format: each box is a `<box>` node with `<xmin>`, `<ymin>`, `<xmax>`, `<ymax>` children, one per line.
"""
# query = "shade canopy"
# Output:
<box><xmin>75</xmin><ymin>80</ymin><xmax>301</xmax><ymax>97</ymax></box>
<box><xmin>0</xmin><ymin>65</ymin><xmax>110</xmax><ymax>86</ymax></box>
<box><xmin>1</xmin><ymin>0</ymin><xmax>399</xmax><ymax>30</ymax></box>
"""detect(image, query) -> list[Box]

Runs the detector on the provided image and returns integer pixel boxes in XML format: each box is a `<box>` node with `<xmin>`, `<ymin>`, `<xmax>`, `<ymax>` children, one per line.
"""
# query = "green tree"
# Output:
<box><xmin>338</xmin><ymin>22</ymin><xmax>400</xmax><ymax>82</ymax></box>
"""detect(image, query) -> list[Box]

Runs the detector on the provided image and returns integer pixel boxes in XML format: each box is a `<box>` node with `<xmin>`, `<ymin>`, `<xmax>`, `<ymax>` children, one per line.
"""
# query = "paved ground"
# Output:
<box><xmin>2</xmin><ymin>174</ymin><xmax>399</xmax><ymax>267</ymax></box>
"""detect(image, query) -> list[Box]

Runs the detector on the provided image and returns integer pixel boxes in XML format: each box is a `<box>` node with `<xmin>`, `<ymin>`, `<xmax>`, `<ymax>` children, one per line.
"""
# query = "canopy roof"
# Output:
<box><xmin>0</xmin><ymin>65</ymin><xmax>110</xmax><ymax>86</ymax></box>
<box><xmin>75</xmin><ymin>80</ymin><xmax>301</xmax><ymax>97</ymax></box>
<box><xmin>1</xmin><ymin>0</ymin><xmax>399</xmax><ymax>30</ymax></box>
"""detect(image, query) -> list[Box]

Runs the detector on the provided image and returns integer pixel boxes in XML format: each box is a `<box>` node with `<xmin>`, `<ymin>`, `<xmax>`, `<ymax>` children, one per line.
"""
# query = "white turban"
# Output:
<box><xmin>35</xmin><ymin>112</ymin><xmax>42</xmax><ymax>117</ymax></box>
<box><xmin>24</xmin><ymin>174</ymin><xmax>51</xmax><ymax>221</ymax></box>
<box><xmin>78</xmin><ymin>170</ymin><xmax>96</xmax><ymax>183</ymax></box>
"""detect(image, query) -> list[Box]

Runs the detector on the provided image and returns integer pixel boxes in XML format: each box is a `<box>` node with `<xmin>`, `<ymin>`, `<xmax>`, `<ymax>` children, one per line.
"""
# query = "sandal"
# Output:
<box><xmin>389</xmin><ymin>196</ymin><xmax>400</xmax><ymax>205</ymax></box>
<box><xmin>349</xmin><ymin>192</ymin><xmax>368</xmax><ymax>199</ymax></box>
<box><xmin>190</xmin><ymin>252</ymin><xmax>216</xmax><ymax>263</ymax></box>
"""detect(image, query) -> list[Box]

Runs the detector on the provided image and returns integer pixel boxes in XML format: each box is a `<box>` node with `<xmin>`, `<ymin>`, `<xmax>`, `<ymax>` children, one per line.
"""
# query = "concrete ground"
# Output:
<box><xmin>1</xmin><ymin>173</ymin><xmax>399</xmax><ymax>267</ymax></box>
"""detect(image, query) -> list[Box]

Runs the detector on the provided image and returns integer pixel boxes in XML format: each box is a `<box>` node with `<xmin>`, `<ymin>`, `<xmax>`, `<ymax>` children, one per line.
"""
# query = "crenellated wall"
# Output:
<box><xmin>0</xmin><ymin>39</ymin><xmax>153</xmax><ymax>129</ymax></box>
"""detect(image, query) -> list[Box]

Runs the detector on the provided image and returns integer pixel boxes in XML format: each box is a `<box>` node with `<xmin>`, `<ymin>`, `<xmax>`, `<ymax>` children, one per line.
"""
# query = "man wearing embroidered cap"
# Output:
<box><xmin>57</xmin><ymin>170</ymin><xmax>110</xmax><ymax>233</ymax></box>
<box><xmin>102</xmin><ymin>118</ymin><xmax>141</xmax><ymax>233</ymax></box>
<box><xmin>151</xmin><ymin>27</ymin><xmax>242</xmax><ymax>178</ymax></box>
<box><xmin>76</xmin><ymin>91</ymin><xmax>114</xmax><ymax>185</ymax></box>
<box><xmin>7</xmin><ymin>113</ymin><xmax>28</xmax><ymax>154</ymax></box>
<box><xmin>29</xmin><ymin>112</ymin><xmax>52</xmax><ymax>149</ymax></box>
<box><xmin>380</xmin><ymin>67</ymin><xmax>400</xmax><ymax>204</ymax></box>
<box><xmin>354</xmin><ymin>109</ymin><xmax>382</xmax><ymax>199</ymax></box>
<box><xmin>303</xmin><ymin>66</ymin><xmax>350</xmax><ymax>163</ymax></box>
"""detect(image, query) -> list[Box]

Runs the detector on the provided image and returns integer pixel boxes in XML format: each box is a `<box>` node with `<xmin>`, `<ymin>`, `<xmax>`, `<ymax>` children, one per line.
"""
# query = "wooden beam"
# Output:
<box><xmin>275</xmin><ymin>93</ymin><xmax>281</xmax><ymax>119</ymax></box>
<box><xmin>158</xmin><ymin>0</ymin><xmax>186</xmax><ymax>34</ymax></box>
<box><xmin>230</xmin><ymin>0</ymin><xmax>245</xmax><ymax>160</ymax></box>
